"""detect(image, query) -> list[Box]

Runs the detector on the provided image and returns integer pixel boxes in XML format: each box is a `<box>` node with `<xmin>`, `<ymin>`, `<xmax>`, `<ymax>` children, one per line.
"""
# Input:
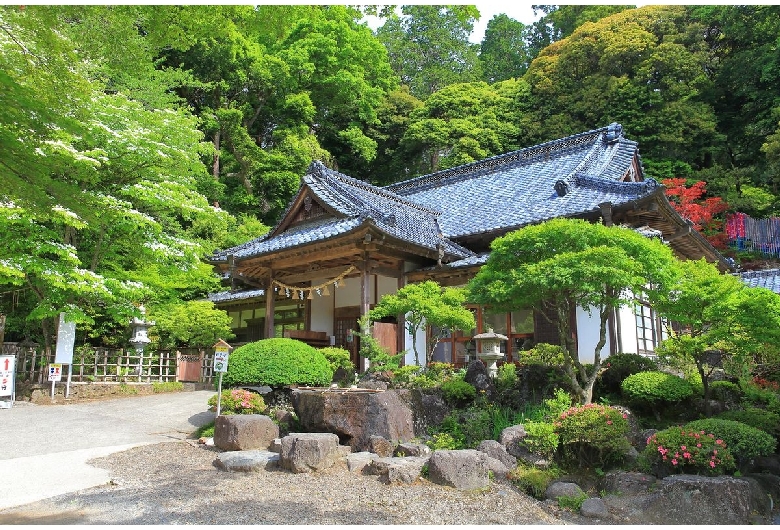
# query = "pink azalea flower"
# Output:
<box><xmin>671</xmin><ymin>459</ymin><xmax>678</xmax><ymax>465</ymax></box>
<box><xmin>709</xmin><ymin>461</ymin><xmax>716</xmax><ymax>468</ymax></box>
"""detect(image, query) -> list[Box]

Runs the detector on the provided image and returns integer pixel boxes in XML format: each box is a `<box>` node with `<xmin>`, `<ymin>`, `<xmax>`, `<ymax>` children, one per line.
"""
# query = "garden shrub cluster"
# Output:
<box><xmin>621</xmin><ymin>371</ymin><xmax>695</xmax><ymax>411</ymax></box>
<box><xmin>318</xmin><ymin>347</ymin><xmax>353</xmax><ymax>375</ymax></box>
<box><xmin>641</xmin><ymin>427</ymin><xmax>736</xmax><ymax>477</ymax></box>
<box><xmin>208</xmin><ymin>388</ymin><xmax>266</xmax><ymax>415</ymax></box>
<box><xmin>715</xmin><ymin>408</ymin><xmax>780</xmax><ymax>439</ymax></box>
<box><xmin>683</xmin><ymin>418</ymin><xmax>777</xmax><ymax>465</ymax></box>
<box><xmin>554</xmin><ymin>403</ymin><xmax>631</xmax><ymax>468</ymax></box>
<box><xmin>221</xmin><ymin>338</ymin><xmax>333</xmax><ymax>388</ymax></box>
<box><xmin>595</xmin><ymin>353</ymin><xmax>658</xmax><ymax>399</ymax></box>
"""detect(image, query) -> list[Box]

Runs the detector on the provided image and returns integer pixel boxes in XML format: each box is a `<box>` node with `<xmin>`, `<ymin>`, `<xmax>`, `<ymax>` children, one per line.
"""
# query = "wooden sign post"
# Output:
<box><xmin>212</xmin><ymin>339</ymin><xmax>232</xmax><ymax>417</ymax></box>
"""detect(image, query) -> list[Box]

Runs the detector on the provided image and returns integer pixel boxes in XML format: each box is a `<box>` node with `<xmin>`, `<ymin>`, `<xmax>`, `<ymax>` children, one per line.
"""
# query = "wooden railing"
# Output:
<box><xmin>1</xmin><ymin>342</ymin><xmax>218</xmax><ymax>385</ymax></box>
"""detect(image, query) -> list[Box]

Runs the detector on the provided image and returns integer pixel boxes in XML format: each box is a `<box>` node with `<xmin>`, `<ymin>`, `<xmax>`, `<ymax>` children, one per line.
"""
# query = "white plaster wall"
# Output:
<box><xmin>576</xmin><ymin>307</ymin><xmax>611</xmax><ymax>364</ymax></box>
<box><xmin>403</xmin><ymin>317</ymin><xmax>427</xmax><ymax>367</ymax></box>
<box><xmin>615</xmin><ymin>304</ymin><xmax>639</xmax><ymax>354</ymax></box>
<box><xmin>334</xmin><ymin>276</ymin><xmax>362</xmax><ymax>308</ymax></box>
<box><xmin>377</xmin><ymin>275</ymin><xmax>398</xmax><ymax>302</ymax></box>
<box><xmin>309</xmin><ymin>278</ymin><xmax>334</xmax><ymax>336</ymax></box>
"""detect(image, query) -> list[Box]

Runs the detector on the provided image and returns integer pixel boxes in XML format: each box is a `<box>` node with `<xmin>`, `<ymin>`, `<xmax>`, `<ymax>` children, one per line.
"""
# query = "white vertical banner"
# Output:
<box><xmin>55</xmin><ymin>313</ymin><xmax>76</xmax><ymax>364</ymax></box>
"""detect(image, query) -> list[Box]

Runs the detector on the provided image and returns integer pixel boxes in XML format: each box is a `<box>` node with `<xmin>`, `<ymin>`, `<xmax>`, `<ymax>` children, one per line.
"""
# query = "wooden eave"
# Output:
<box><xmin>228</xmin><ymin>220</ymin><xmax>452</xmax><ymax>287</ymax></box>
<box><xmin>612</xmin><ymin>188</ymin><xmax>733</xmax><ymax>271</ymax></box>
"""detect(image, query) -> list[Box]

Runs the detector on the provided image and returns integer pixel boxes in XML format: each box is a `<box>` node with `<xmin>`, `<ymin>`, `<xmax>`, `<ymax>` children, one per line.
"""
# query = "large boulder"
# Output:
<box><xmin>394</xmin><ymin>388</ymin><xmax>452</xmax><ymax>438</ymax></box>
<box><xmin>638</xmin><ymin>475</ymin><xmax>771</xmax><ymax>525</ymax></box>
<box><xmin>427</xmin><ymin>449</ymin><xmax>490</xmax><ymax>490</ymax></box>
<box><xmin>279</xmin><ymin>432</ymin><xmax>341</xmax><ymax>473</ymax></box>
<box><xmin>600</xmin><ymin>474</ymin><xmax>772</xmax><ymax>525</ymax></box>
<box><xmin>213</xmin><ymin>414</ymin><xmax>279</xmax><ymax>451</ymax></box>
<box><xmin>291</xmin><ymin>388</ymin><xmax>414</xmax><ymax>452</ymax></box>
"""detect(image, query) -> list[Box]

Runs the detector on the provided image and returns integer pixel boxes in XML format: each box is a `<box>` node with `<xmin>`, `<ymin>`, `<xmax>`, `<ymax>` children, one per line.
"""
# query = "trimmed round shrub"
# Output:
<box><xmin>641</xmin><ymin>426</ymin><xmax>736</xmax><ymax>477</ymax></box>
<box><xmin>595</xmin><ymin>353</ymin><xmax>658</xmax><ymax>397</ymax></box>
<box><xmin>222</xmin><ymin>338</ymin><xmax>333</xmax><ymax>388</ymax></box>
<box><xmin>318</xmin><ymin>346</ymin><xmax>353</xmax><ymax>375</ymax></box>
<box><xmin>716</xmin><ymin>408</ymin><xmax>780</xmax><ymax>439</ymax></box>
<box><xmin>440</xmin><ymin>378</ymin><xmax>477</xmax><ymax>407</ymax></box>
<box><xmin>553</xmin><ymin>403</ymin><xmax>631</xmax><ymax>468</ymax></box>
<box><xmin>519</xmin><ymin>343</ymin><xmax>566</xmax><ymax>366</ymax></box>
<box><xmin>683</xmin><ymin>418</ymin><xmax>777</xmax><ymax>465</ymax></box>
<box><xmin>621</xmin><ymin>371</ymin><xmax>695</xmax><ymax>410</ymax></box>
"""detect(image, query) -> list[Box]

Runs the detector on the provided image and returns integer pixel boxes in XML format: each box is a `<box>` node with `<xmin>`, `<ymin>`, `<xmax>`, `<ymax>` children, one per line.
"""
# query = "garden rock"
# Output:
<box><xmin>279</xmin><ymin>433</ymin><xmax>341</xmax><ymax>473</ymax></box>
<box><xmin>602</xmin><ymin>471</ymin><xmax>657</xmax><ymax>495</ymax></box>
<box><xmin>545</xmin><ymin>481</ymin><xmax>585</xmax><ymax>501</ymax></box>
<box><xmin>643</xmin><ymin>475</ymin><xmax>771</xmax><ymax>524</ymax></box>
<box><xmin>477</xmin><ymin>439</ymin><xmax>517</xmax><ymax>469</ymax></box>
<box><xmin>395</xmin><ymin>389</ymin><xmax>452</xmax><ymax>438</ymax></box>
<box><xmin>580</xmin><ymin>497</ymin><xmax>608</xmax><ymax>519</ymax></box>
<box><xmin>513</xmin><ymin>446</ymin><xmax>551</xmax><ymax>469</ymax></box>
<box><xmin>291</xmin><ymin>389</ymin><xmax>414</xmax><ymax>452</ymax></box>
<box><xmin>368</xmin><ymin>435</ymin><xmax>394</xmax><ymax>457</ymax></box>
<box><xmin>485</xmin><ymin>456</ymin><xmax>511</xmax><ymax>479</ymax></box>
<box><xmin>464</xmin><ymin>360</ymin><xmax>495</xmax><ymax>400</ymax></box>
<box><xmin>213</xmin><ymin>414</ymin><xmax>279</xmax><ymax>451</ymax></box>
<box><xmin>394</xmin><ymin>441</ymin><xmax>431</xmax><ymax>457</ymax></box>
<box><xmin>345</xmin><ymin>451</ymin><xmax>377</xmax><ymax>473</ymax></box>
<box><xmin>366</xmin><ymin>456</ymin><xmax>429</xmax><ymax>484</ymax></box>
<box><xmin>427</xmin><ymin>449</ymin><xmax>490</xmax><ymax>490</ymax></box>
<box><xmin>214</xmin><ymin>450</ymin><xmax>280</xmax><ymax>472</ymax></box>
<box><xmin>499</xmin><ymin>424</ymin><xmax>527</xmax><ymax>457</ymax></box>
<box><xmin>605</xmin><ymin>475</ymin><xmax>772</xmax><ymax>525</ymax></box>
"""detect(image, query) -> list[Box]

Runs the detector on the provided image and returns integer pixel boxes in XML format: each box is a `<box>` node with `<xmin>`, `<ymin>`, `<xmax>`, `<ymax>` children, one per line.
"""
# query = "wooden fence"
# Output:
<box><xmin>726</xmin><ymin>212</ymin><xmax>780</xmax><ymax>257</ymax></box>
<box><xmin>1</xmin><ymin>342</ymin><xmax>218</xmax><ymax>385</ymax></box>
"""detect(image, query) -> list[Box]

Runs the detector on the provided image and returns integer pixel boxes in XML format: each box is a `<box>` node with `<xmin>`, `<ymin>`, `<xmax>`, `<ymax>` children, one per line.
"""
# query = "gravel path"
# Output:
<box><xmin>0</xmin><ymin>440</ymin><xmax>585</xmax><ymax>525</ymax></box>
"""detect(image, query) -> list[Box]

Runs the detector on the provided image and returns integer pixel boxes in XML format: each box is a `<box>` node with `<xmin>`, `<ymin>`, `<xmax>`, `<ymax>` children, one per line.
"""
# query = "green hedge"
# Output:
<box><xmin>221</xmin><ymin>338</ymin><xmax>333</xmax><ymax>388</ymax></box>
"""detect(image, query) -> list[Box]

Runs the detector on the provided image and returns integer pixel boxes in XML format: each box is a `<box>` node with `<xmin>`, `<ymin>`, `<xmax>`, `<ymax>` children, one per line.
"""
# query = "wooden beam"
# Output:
<box><xmin>276</xmin><ymin>264</ymin><xmax>357</xmax><ymax>284</ymax></box>
<box><xmin>666</xmin><ymin>223</ymin><xmax>692</xmax><ymax>242</ymax></box>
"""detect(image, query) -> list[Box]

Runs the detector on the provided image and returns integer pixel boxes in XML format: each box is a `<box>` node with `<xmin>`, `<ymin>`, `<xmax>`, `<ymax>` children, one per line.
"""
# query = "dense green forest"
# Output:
<box><xmin>1</xmin><ymin>5</ymin><xmax>779</xmax><ymax>348</ymax></box>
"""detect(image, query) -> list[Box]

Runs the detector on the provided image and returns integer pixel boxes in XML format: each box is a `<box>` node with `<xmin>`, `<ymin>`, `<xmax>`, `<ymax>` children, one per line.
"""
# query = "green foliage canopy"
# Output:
<box><xmin>467</xmin><ymin>218</ymin><xmax>680</xmax><ymax>404</ymax></box>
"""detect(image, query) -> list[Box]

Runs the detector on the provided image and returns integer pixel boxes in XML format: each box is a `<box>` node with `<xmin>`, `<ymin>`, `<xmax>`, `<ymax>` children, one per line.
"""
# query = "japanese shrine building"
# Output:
<box><xmin>207</xmin><ymin>123</ymin><xmax>731</xmax><ymax>369</ymax></box>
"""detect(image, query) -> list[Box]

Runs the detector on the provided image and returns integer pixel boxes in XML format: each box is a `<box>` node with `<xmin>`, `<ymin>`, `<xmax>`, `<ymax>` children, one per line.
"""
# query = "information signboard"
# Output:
<box><xmin>214</xmin><ymin>347</ymin><xmax>229</xmax><ymax>373</ymax></box>
<box><xmin>0</xmin><ymin>355</ymin><xmax>14</xmax><ymax>398</ymax></box>
<box><xmin>48</xmin><ymin>363</ymin><xmax>63</xmax><ymax>382</ymax></box>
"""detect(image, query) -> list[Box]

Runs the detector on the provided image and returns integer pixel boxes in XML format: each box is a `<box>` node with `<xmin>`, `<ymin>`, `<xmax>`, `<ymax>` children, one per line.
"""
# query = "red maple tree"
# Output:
<box><xmin>662</xmin><ymin>178</ymin><xmax>729</xmax><ymax>249</ymax></box>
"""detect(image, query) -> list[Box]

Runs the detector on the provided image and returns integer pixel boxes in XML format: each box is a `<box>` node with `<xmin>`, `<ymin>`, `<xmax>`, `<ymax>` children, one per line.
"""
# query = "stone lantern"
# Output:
<box><xmin>129</xmin><ymin>305</ymin><xmax>155</xmax><ymax>380</ymax></box>
<box><xmin>473</xmin><ymin>327</ymin><xmax>508</xmax><ymax>378</ymax></box>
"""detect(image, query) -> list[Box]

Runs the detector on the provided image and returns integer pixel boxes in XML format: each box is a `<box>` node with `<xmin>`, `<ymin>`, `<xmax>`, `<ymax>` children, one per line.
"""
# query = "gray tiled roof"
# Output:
<box><xmin>737</xmin><ymin>269</ymin><xmax>780</xmax><ymax>294</ymax></box>
<box><xmin>386</xmin><ymin>124</ymin><xmax>649</xmax><ymax>239</ymax></box>
<box><xmin>211</xmin><ymin>123</ymin><xmax>651</xmax><ymax>264</ymax></box>
<box><xmin>212</xmin><ymin>161</ymin><xmax>474</xmax><ymax>263</ymax></box>
<box><xmin>207</xmin><ymin>288</ymin><xmax>266</xmax><ymax>303</ymax></box>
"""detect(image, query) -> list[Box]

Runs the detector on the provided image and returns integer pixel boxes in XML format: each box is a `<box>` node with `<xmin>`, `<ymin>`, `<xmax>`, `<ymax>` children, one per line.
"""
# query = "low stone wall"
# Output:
<box><xmin>18</xmin><ymin>381</ymin><xmax>211</xmax><ymax>404</ymax></box>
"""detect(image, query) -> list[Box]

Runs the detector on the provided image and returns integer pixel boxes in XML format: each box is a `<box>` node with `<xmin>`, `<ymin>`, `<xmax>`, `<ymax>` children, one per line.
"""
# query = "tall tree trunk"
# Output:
<box><xmin>212</xmin><ymin>129</ymin><xmax>221</xmax><ymax>180</ymax></box>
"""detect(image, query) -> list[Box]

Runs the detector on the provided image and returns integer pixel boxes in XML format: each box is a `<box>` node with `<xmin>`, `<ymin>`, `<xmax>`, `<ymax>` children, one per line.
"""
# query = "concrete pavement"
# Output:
<box><xmin>0</xmin><ymin>390</ymin><xmax>216</xmax><ymax>510</ymax></box>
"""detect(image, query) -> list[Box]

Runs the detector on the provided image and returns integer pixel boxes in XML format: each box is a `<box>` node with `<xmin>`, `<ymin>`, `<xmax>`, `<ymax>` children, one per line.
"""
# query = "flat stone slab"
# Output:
<box><xmin>345</xmin><ymin>451</ymin><xmax>378</xmax><ymax>473</ymax></box>
<box><xmin>214</xmin><ymin>450</ymin><xmax>280</xmax><ymax>472</ymax></box>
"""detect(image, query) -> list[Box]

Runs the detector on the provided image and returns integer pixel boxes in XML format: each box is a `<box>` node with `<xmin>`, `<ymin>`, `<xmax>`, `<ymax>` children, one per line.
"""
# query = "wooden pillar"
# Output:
<box><xmin>360</xmin><ymin>253</ymin><xmax>370</xmax><ymax>320</ymax></box>
<box><xmin>397</xmin><ymin>273</ymin><xmax>406</xmax><ymax>366</ymax></box>
<box><xmin>265</xmin><ymin>272</ymin><xmax>275</xmax><ymax>339</ymax></box>
<box><xmin>359</xmin><ymin>253</ymin><xmax>370</xmax><ymax>372</ymax></box>
<box><xmin>599</xmin><ymin>202</ymin><xmax>614</xmax><ymax>227</ymax></box>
